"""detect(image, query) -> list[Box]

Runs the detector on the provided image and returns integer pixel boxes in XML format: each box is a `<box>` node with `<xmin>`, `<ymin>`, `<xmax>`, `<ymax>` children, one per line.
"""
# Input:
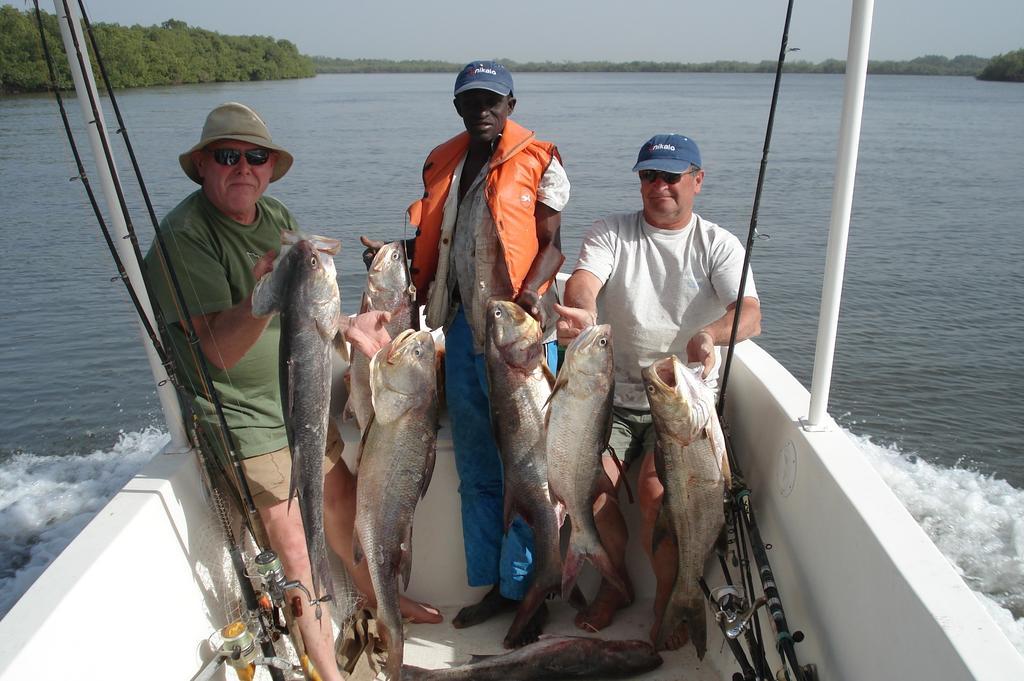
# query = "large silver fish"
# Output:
<box><xmin>251</xmin><ymin>231</ymin><xmax>356</xmax><ymax>620</ymax></box>
<box><xmin>484</xmin><ymin>300</ymin><xmax>562</xmax><ymax>648</ymax></box>
<box><xmin>545</xmin><ymin>324</ymin><xmax>627</xmax><ymax>600</ymax></box>
<box><xmin>641</xmin><ymin>355</ymin><xmax>729</xmax><ymax>657</ymax></box>
<box><xmin>354</xmin><ymin>329</ymin><xmax>438</xmax><ymax>680</ymax></box>
<box><xmin>402</xmin><ymin>635</ymin><xmax>663</xmax><ymax>680</ymax></box>
<box><xmin>347</xmin><ymin>241</ymin><xmax>416</xmax><ymax>433</ymax></box>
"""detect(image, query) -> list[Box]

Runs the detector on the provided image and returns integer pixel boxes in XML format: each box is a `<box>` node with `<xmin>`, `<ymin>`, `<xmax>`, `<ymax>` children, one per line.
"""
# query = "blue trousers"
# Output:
<box><xmin>445</xmin><ymin>307</ymin><xmax>558</xmax><ymax>601</ymax></box>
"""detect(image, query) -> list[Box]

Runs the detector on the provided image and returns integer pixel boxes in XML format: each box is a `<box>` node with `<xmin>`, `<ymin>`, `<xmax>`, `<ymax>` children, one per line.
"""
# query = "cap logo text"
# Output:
<box><xmin>651</xmin><ymin>143</ymin><xmax>676</xmax><ymax>151</ymax></box>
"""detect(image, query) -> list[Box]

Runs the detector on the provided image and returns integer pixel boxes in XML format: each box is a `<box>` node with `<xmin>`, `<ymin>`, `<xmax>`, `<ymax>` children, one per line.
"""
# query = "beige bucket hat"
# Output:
<box><xmin>179</xmin><ymin>102</ymin><xmax>294</xmax><ymax>184</ymax></box>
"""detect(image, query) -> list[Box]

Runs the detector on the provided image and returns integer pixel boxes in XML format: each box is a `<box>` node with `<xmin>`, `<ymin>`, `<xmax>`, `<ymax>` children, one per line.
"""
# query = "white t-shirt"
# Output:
<box><xmin>573</xmin><ymin>211</ymin><xmax>757</xmax><ymax>409</ymax></box>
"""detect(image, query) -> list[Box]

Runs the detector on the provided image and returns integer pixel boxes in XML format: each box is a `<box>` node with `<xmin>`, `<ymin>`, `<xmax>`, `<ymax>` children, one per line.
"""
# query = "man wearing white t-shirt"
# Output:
<box><xmin>555</xmin><ymin>133</ymin><xmax>761</xmax><ymax>649</ymax></box>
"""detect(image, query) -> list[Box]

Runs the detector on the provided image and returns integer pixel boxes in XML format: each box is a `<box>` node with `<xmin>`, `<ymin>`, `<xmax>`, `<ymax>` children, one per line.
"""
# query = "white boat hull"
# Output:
<box><xmin>1</xmin><ymin>342</ymin><xmax>1020</xmax><ymax>680</ymax></box>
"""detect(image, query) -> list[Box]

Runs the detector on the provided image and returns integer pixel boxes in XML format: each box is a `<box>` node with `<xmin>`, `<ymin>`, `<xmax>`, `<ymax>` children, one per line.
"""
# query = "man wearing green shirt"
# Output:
<box><xmin>144</xmin><ymin>102</ymin><xmax>438</xmax><ymax>680</ymax></box>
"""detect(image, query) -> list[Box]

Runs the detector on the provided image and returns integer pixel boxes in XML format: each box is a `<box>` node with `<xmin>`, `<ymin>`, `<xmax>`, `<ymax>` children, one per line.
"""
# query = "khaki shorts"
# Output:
<box><xmin>606</xmin><ymin>406</ymin><xmax>657</xmax><ymax>467</ymax></box>
<box><xmin>239</xmin><ymin>423</ymin><xmax>344</xmax><ymax>508</ymax></box>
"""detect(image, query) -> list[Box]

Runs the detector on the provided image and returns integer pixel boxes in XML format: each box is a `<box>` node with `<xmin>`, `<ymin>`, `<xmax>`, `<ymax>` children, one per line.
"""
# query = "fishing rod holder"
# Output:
<box><xmin>710</xmin><ymin>585</ymin><xmax>768</xmax><ymax>639</ymax></box>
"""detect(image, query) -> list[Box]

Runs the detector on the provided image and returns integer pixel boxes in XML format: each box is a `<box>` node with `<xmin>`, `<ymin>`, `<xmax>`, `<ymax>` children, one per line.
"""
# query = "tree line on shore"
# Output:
<box><xmin>2</xmin><ymin>8</ymin><xmax>1021</xmax><ymax>96</ymax></box>
<box><xmin>0</xmin><ymin>7</ymin><xmax>312</xmax><ymax>95</ymax></box>
<box><xmin>310</xmin><ymin>54</ymin><xmax>992</xmax><ymax>77</ymax></box>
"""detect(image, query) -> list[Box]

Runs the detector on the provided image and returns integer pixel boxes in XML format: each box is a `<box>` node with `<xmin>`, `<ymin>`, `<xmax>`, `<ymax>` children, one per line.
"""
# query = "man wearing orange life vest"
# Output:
<box><xmin>365</xmin><ymin>60</ymin><xmax>569</xmax><ymax>644</ymax></box>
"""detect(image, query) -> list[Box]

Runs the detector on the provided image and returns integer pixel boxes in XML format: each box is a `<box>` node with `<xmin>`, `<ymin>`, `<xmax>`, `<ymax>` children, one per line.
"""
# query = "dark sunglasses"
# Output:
<box><xmin>209</xmin><ymin>148</ymin><xmax>272</xmax><ymax>167</ymax></box>
<box><xmin>638</xmin><ymin>168</ymin><xmax>698</xmax><ymax>184</ymax></box>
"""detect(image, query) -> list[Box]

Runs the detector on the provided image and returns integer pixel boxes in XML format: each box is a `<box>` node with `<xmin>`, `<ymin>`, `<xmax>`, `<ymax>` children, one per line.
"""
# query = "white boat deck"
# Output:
<box><xmin>404</xmin><ymin>601</ymin><xmax>720</xmax><ymax>680</ymax></box>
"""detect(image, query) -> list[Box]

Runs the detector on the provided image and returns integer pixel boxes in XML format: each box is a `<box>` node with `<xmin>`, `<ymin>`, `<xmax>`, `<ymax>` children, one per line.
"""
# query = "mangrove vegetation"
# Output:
<box><xmin>977</xmin><ymin>49</ymin><xmax>1024</xmax><ymax>82</ymax></box>
<box><xmin>0</xmin><ymin>7</ymin><xmax>313</xmax><ymax>95</ymax></box>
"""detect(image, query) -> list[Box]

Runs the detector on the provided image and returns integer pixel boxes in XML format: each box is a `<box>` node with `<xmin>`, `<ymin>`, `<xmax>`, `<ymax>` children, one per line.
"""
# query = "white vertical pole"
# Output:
<box><xmin>54</xmin><ymin>0</ymin><xmax>189</xmax><ymax>451</ymax></box>
<box><xmin>806</xmin><ymin>0</ymin><xmax>875</xmax><ymax>428</ymax></box>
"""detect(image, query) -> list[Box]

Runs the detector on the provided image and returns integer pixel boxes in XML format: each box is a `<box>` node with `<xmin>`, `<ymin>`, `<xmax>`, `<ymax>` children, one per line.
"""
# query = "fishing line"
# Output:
<box><xmin>61</xmin><ymin>0</ymin><xmax>266</xmax><ymax>537</ymax></box>
<box><xmin>30</xmin><ymin>1</ymin><xmax>170</xmax><ymax>374</ymax></box>
<box><xmin>37</xmin><ymin>4</ymin><xmax>295</xmax><ymax>677</ymax></box>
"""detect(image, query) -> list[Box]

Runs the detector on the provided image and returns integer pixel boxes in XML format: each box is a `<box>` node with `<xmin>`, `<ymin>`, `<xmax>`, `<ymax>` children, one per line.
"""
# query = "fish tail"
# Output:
<box><xmin>378</xmin><ymin>613</ymin><xmax>404</xmax><ymax>680</ymax></box>
<box><xmin>561</xmin><ymin>544</ymin><xmax>584</xmax><ymax>600</ymax></box>
<box><xmin>685</xmin><ymin>600</ymin><xmax>708</xmax><ymax>659</ymax></box>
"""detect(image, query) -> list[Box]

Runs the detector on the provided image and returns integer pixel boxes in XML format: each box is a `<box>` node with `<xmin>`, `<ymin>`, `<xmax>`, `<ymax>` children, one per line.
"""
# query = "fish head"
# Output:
<box><xmin>564</xmin><ymin>323</ymin><xmax>613</xmax><ymax>378</ymax></box>
<box><xmin>485</xmin><ymin>299</ymin><xmax>543</xmax><ymax>370</ymax></box>
<box><xmin>274</xmin><ymin>232</ymin><xmax>340</xmax><ymax>288</ymax></box>
<box><xmin>367</xmin><ymin>241</ymin><xmax>412</xmax><ymax>301</ymax></box>
<box><xmin>370</xmin><ymin>329</ymin><xmax>437</xmax><ymax>416</ymax></box>
<box><xmin>642</xmin><ymin>355</ymin><xmax>714</xmax><ymax>443</ymax></box>
<box><xmin>251</xmin><ymin>232</ymin><xmax>339</xmax><ymax>317</ymax></box>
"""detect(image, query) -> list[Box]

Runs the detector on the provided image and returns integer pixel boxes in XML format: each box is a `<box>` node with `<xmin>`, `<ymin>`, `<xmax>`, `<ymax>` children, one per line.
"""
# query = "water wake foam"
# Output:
<box><xmin>0</xmin><ymin>428</ymin><xmax>166</xmax><ymax>617</ymax></box>
<box><xmin>851</xmin><ymin>431</ymin><xmax>1024</xmax><ymax>654</ymax></box>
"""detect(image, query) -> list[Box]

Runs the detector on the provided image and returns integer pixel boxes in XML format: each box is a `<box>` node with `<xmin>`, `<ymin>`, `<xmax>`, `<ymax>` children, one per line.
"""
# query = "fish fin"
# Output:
<box><xmin>359</xmin><ymin>291</ymin><xmax>371</xmax><ymax>314</ymax></box>
<box><xmin>352</xmin><ymin>533</ymin><xmax>364</xmax><ymax>566</ymax></box>
<box><xmin>400</xmin><ymin>525</ymin><xmax>414</xmax><ymax>591</ymax></box>
<box><xmin>651</xmin><ymin>505</ymin><xmax>672</xmax><ymax>556</ymax></box>
<box><xmin>419</xmin><ymin>442</ymin><xmax>436</xmax><ymax>500</ymax></box>
<box><xmin>332</xmin><ymin>326</ymin><xmax>351</xmax><ymax>363</ymax></box>
<box><xmin>541</xmin><ymin>358</ymin><xmax>556</xmax><ymax>388</ymax></box>
<box><xmin>355</xmin><ymin>412</ymin><xmax>374</xmax><ymax>471</ymax></box>
<box><xmin>544</xmin><ymin>369</ymin><xmax>569</xmax><ymax>409</ymax></box>
<box><xmin>250</xmin><ymin>273</ymin><xmax>283</xmax><ymax>317</ymax></box>
<box><xmin>307</xmin><ymin>233</ymin><xmax>341</xmax><ymax>255</ymax></box>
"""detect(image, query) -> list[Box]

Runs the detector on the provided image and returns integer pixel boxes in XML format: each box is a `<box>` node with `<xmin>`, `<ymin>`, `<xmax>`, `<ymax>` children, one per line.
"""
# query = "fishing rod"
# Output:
<box><xmin>36</xmin><ymin>3</ymin><xmax>315</xmax><ymax>678</ymax></box>
<box><xmin>702</xmin><ymin>1</ymin><xmax>817</xmax><ymax>680</ymax></box>
<box><xmin>65</xmin><ymin>0</ymin><xmax>263</xmax><ymax>535</ymax></box>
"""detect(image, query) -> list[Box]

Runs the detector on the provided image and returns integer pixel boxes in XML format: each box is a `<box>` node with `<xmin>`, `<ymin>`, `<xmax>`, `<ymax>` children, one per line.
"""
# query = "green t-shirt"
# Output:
<box><xmin>144</xmin><ymin>190</ymin><xmax>300</xmax><ymax>460</ymax></box>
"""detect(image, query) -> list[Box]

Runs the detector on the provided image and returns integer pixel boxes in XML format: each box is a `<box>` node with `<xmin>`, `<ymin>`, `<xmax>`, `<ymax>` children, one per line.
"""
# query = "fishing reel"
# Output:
<box><xmin>196</xmin><ymin>620</ymin><xmax>306</xmax><ymax>681</ymax></box>
<box><xmin>253</xmin><ymin>550</ymin><xmax>333</xmax><ymax>621</ymax></box>
<box><xmin>710</xmin><ymin>584</ymin><xmax>767</xmax><ymax>639</ymax></box>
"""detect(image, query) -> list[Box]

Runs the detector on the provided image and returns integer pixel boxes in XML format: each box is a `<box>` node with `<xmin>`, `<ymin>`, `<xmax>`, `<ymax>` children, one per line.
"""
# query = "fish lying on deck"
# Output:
<box><xmin>354</xmin><ymin>329</ymin><xmax>439</xmax><ymax>680</ymax></box>
<box><xmin>347</xmin><ymin>241</ymin><xmax>416</xmax><ymax>433</ymax></box>
<box><xmin>484</xmin><ymin>300</ymin><xmax>562</xmax><ymax>648</ymax></box>
<box><xmin>641</xmin><ymin>355</ymin><xmax>729</xmax><ymax>657</ymax></box>
<box><xmin>545</xmin><ymin>324</ymin><xmax>628</xmax><ymax>600</ymax></box>
<box><xmin>251</xmin><ymin>231</ymin><xmax>356</xmax><ymax>620</ymax></box>
<box><xmin>402</xmin><ymin>635</ymin><xmax>662</xmax><ymax>680</ymax></box>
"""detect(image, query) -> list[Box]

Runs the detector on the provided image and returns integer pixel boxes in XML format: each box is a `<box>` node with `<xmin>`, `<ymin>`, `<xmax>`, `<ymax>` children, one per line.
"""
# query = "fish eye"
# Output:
<box><xmin>646</xmin><ymin>384</ymin><xmax>655</xmax><ymax>393</ymax></box>
<box><xmin>493</xmin><ymin>308</ymin><xmax>502</xmax><ymax>318</ymax></box>
<box><xmin>598</xmin><ymin>338</ymin><xmax>608</xmax><ymax>347</ymax></box>
<box><xmin>391</xmin><ymin>250</ymin><xmax>400</xmax><ymax>260</ymax></box>
<box><xmin>309</xmin><ymin>256</ymin><xmax>318</xmax><ymax>267</ymax></box>
<box><xmin>413</xmin><ymin>347</ymin><xmax>422</xmax><ymax>357</ymax></box>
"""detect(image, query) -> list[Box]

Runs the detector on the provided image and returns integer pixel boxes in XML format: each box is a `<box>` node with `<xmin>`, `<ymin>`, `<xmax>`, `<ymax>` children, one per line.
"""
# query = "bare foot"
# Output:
<box><xmin>504</xmin><ymin>602</ymin><xmax>548</xmax><ymax>648</ymax></box>
<box><xmin>360</xmin><ymin>591</ymin><xmax>442</xmax><ymax>624</ymax></box>
<box><xmin>452</xmin><ymin>585</ymin><xmax>517</xmax><ymax>629</ymax></box>
<box><xmin>575</xmin><ymin>579</ymin><xmax>633</xmax><ymax>632</ymax></box>
<box><xmin>400</xmin><ymin>595</ymin><xmax>442</xmax><ymax>624</ymax></box>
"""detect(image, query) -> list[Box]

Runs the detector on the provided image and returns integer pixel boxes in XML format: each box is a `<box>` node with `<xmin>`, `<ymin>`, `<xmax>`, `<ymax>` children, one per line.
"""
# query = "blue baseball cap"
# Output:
<box><xmin>454</xmin><ymin>60</ymin><xmax>514</xmax><ymax>97</ymax></box>
<box><xmin>632</xmin><ymin>134</ymin><xmax>702</xmax><ymax>173</ymax></box>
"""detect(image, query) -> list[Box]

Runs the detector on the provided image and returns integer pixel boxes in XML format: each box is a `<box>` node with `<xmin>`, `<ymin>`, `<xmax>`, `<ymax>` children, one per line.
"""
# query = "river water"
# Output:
<box><xmin>1</xmin><ymin>72</ymin><xmax>1022</xmax><ymax>649</ymax></box>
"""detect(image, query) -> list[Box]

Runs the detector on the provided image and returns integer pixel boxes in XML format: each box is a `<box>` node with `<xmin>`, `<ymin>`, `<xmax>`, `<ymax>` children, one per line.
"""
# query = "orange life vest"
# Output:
<box><xmin>407</xmin><ymin>119</ymin><xmax>560</xmax><ymax>303</ymax></box>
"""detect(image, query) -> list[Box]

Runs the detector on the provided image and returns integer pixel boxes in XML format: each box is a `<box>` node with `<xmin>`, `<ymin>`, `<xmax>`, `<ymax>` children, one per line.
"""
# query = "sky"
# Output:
<box><xmin>11</xmin><ymin>0</ymin><xmax>1023</xmax><ymax>63</ymax></box>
